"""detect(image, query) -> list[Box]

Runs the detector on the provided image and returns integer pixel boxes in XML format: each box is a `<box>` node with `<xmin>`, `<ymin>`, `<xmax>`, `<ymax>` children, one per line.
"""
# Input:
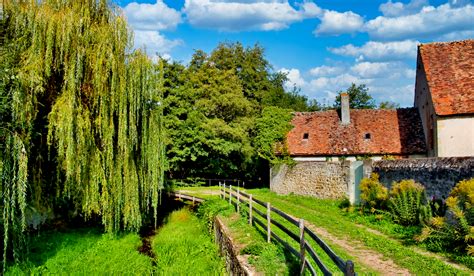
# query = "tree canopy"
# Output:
<box><xmin>334</xmin><ymin>83</ymin><xmax>376</xmax><ymax>109</ymax></box>
<box><xmin>1</xmin><ymin>0</ymin><xmax>165</xmax><ymax>267</ymax></box>
<box><xmin>162</xmin><ymin>43</ymin><xmax>311</xmax><ymax>180</ymax></box>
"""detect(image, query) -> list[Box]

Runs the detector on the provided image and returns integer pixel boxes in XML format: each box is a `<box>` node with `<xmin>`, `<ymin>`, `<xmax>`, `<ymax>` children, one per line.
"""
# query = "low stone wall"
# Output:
<box><xmin>214</xmin><ymin>216</ymin><xmax>254</xmax><ymax>275</ymax></box>
<box><xmin>270</xmin><ymin>161</ymin><xmax>349</xmax><ymax>199</ymax></box>
<box><xmin>372</xmin><ymin>157</ymin><xmax>474</xmax><ymax>199</ymax></box>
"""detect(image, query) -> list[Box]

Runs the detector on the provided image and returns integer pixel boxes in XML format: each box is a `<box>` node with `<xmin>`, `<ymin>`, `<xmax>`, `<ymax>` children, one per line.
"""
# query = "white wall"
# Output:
<box><xmin>437</xmin><ymin>117</ymin><xmax>474</xmax><ymax>157</ymax></box>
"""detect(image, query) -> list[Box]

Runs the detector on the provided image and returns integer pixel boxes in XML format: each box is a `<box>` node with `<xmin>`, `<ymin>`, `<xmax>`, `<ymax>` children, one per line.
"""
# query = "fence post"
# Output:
<box><xmin>299</xmin><ymin>219</ymin><xmax>306</xmax><ymax>275</ymax></box>
<box><xmin>229</xmin><ymin>185</ymin><xmax>232</xmax><ymax>205</ymax></box>
<box><xmin>345</xmin><ymin>260</ymin><xmax>355</xmax><ymax>276</ymax></box>
<box><xmin>192</xmin><ymin>196</ymin><xmax>195</xmax><ymax>206</ymax></box>
<box><xmin>266</xmin><ymin>202</ymin><xmax>271</xmax><ymax>243</ymax></box>
<box><xmin>237</xmin><ymin>188</ymin><xmax>240</xmax><ymax>213</ymax></box>
<box><xmin>219</xmin><ymin>182</ymin><xmax>223</xmax><ymax>199</ymax></box>
<box><xmin>249</xmin><ymin>194</ymin><xmax>253</xmax><ymax>225</ymax></box>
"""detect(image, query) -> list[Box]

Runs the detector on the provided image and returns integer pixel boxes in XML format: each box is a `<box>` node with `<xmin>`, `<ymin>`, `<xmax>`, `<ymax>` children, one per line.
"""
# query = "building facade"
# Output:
<box><xmin>414</xmin><ymin>40</ymin><xmax>474</xmax><ymax>157</ymax></box>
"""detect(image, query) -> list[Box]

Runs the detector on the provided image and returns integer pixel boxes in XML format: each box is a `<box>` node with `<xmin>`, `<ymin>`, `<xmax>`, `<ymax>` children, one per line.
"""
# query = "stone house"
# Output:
<box><xmin>414</xmin><ymin>39</ymin><xmax>474</xmax><ymax>157</ymax></box>
<box><xmin>270</xmin><ymin>94</ymin><xmax>427</xmax><ymax>201</ymax></box>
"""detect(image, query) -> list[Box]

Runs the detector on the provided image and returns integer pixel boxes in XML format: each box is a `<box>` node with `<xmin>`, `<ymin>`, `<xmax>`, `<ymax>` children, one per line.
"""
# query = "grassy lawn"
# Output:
<box><xmin>6</xmin><ymin>228</ymin><xmax>154</xmax><ymax>275</ymax></box>
<box><xmin>152</xmin><ymin>207</ymin><xmax>226</xmax><ymax>274</ymax></box>
<box><xmin>178</xmin><ymin>186</ymin><xmax>473</xmax><ymax>275</ymax></box>
<box><xmin>247</xmin><ymin>188</ymin><xmax>472</xmax><ymax>275</ymax></box>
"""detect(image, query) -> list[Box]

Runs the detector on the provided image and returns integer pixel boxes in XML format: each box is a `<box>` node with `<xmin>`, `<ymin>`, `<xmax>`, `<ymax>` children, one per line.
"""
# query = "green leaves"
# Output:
<box><xmin>1</xmin><ymin>0</ymin><xmax>166</xmax><ymax>267</ymax></box>
<box><xmin>334</xmin><ymin>83</ymin><xmax>376</xmax><ymax>109</ymax></box>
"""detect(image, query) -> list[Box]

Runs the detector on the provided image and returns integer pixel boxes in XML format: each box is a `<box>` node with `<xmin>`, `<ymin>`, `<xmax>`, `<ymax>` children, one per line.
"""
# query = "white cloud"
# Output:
<box><xmin>280</xmin><ymin>68</ymin><xmax>306</xmax><ymax>90</ymax></box>
<box><xmin>314</xmin><ymin>10</ymin><xmax>364</xmax><ymax>36</ymax></box>
<box><xmin>379</xmin><ymin>0</ymin><xmax>428</xmax><ymax>17</ymax></box>
<box><xmin>329</xmin><ymin>40</ymin><xmax>419</xmax><ymax>61</ymax></box>
<box><xmin>124</xmin><ymin>1</ymin><xmax>182</xmax><ymax>31</ymax></box>
<box><xmin>435</xmin><ymin>30</ymin><xmax>474</xmax><ymax>41</ymax></box>
<box><xmin>366</xmin><ymin>3</ymin><xmax>474</xmax><ymax>40</ymax></box>
<box><xmin>351</xmin><ymin>62</ymin><xmax>391</xmax><ymax>78</ymax></box>
<box><xmin>183</xmin><ymin>0</ymin><xmax>320</xmax><ymax>31</ymax></box>
<box><xmin>309</xmin><ymin>65</ymin><xmax>345</xmax><ymax>77</ymax></box>
<box><xmin>133</xmin><ymin>30</ymin><xmax>183</xmax><ymax>58</ymax></box>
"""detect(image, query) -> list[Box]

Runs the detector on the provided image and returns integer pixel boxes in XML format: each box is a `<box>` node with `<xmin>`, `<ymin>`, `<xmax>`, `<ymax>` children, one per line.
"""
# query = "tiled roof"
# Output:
<box><xmin>286</xmin><ymin>108</ymin><xmax>426</xmax><ymax>156</ymax></box>
<box><xmin>419</xmin><ymin>39</ymin><xmax>474</xmax><ymax>116</ymax></box>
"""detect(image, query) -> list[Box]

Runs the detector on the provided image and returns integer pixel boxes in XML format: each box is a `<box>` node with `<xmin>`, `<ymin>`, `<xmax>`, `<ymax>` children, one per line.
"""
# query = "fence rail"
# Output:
<box><xmin>168</xmin><ymin>192</ymin><xmax>205</xmax><ymax>204</ymax></box>
<box><xmin>220</xmin><ymin>183</ymin><xmax>356</xmax><ymax>276</ymax></box>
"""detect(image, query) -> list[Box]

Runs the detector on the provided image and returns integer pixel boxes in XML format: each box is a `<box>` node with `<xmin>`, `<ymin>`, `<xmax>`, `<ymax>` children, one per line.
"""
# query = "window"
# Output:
<box><xmin>365</xmin><ymin>133</ymin><xmax>371</xmax><ymax>139</ymax></box>
<box><xmin>303</xmin><ymin>133</ymin><xmax>309</xmax><ymax>140</ymax></box>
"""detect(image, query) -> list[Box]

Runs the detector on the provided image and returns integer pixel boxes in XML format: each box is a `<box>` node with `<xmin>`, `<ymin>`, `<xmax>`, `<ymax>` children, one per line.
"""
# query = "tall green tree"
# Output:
<box><xmin>334</xmin><ymin>83</ymin><xmax>376</xmax><ymax>109</ymax></box>
<box><xmin>163</xmin><ymin>43</ymin><xmax>306</xmax><ymax>180</ymax></box>
<box><xmin>379</xmin><ymin>101</ymin><xmax>400</xmax><ymax>109</ymax></box>
<box><xmin>1</xmin><ymin>0</ymin><xmax>165</xmax><ymax>267</ymax></box>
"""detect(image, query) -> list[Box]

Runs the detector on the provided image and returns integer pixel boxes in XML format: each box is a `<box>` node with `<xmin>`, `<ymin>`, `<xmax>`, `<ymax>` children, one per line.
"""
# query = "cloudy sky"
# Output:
<box><xmin>116</xmin><ymin>0</ymin><xmax>474</xmax><ymax>107</ymax></box>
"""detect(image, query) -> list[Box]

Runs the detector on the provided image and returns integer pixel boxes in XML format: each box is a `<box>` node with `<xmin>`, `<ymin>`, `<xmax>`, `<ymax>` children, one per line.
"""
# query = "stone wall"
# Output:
<box><xmin>372</xmin><ymin>157</ymin><xmax>474</xmax><ymax>199</ymax></box>
<box><xmin>214</xmin><ymin>216</ymin><xmax>254</xmax><ymax>275</ymax></box>
<box><xmin>270</xmin><ymin>161</ymin><xmax>349</xmax><ymax>199</ymax></box>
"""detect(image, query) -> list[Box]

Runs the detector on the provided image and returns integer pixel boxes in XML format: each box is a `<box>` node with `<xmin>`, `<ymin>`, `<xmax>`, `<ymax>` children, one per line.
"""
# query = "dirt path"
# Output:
<box><xmin>302</xmin><ymin>220</ymin><xmax>411</xmax><ymax>275</ymax></box>
<box><xmin>354</xmin><ymin>224</ymin><xmax>473</xmax><ymax>274</ymax></box>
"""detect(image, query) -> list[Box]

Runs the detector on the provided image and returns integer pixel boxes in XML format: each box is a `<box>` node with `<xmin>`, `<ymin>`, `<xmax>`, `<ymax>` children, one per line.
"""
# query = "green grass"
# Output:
<box><xmin>152</xmin><ymin>208</ymin><xmax>226</xmax><ymax>274</ymax></box>
<box><xmin>197</xmin><ymin>199</ymin><xmax>297</xmax><ymax>274</ymax></box>
<box><xmin>247</xmin><ymin>188</ymin><xmax>472</xmax><ymax>275</ymax></box>
<box><xmin>175</xmin><ymin>185</ymin><xmax>222</xmax><ymax>200</ymax></box>
<box><xmin>6</xmin><ymin>228</ymin><xmax>153</xmax><ymax>275</ymax></box>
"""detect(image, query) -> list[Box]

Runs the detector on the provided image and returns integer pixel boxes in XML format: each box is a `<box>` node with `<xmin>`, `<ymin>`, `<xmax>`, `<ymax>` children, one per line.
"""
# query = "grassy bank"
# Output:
<box><xmin>6</xmin><ymin>228</ymin><xmax>153</xmax><ymax>275</ymax></box>
<box><xmin>197</xmin><ymin>199</ymin><xmax>297</xmax><ymax>274</ymax></box>
<box><xmin>178</xmin><ymin>187</ymin><xmax>472</xmax><ymax>274</ymax></box>
<box><xmin>152</xmin><ymin>208</ymin><xmax>225</xmax><ymax>274</ymax></box>
<box><xmin>247</xmin><ymin>188</ymin><xmax>472</xmax><ymax>275</ymax></box>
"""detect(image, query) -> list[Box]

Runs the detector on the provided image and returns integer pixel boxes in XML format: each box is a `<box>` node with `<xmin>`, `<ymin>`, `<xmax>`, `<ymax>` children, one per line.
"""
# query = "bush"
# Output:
<box><xmin>388</xmin><ymin>180</ymin><xmax>427</xmax><ymax>226</ymax></box>
<box><xmin>417</xmin><ymin>178</ymin><xmax>474</xmax><ymax>255</ymax></box>
<box><xmin>360</xmin><ymin>173</ymin><xmax>388</xmax><ymax>211</ymax></box>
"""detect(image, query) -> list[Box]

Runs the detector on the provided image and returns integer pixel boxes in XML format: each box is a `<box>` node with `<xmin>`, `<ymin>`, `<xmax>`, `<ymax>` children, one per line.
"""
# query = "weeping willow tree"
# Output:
<box><xmin>0</xmin><ymin>0</ymin><xmax>165</xmax><ymax>268</ymax></box>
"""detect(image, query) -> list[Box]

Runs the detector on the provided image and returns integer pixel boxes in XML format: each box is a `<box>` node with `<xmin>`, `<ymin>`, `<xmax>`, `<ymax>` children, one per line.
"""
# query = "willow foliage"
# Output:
<box><xmin>1</xmin><ymin>0</ymin><xmax>165</xmax><ymax>267</ymax></box>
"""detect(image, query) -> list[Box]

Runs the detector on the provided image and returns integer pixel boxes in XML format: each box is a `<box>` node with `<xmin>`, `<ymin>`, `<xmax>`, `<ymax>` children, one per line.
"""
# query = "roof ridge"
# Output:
<box><xmin>420</xmin><ymin>39</ymin><xmax>474</xmax><ymax>47</ymax></box>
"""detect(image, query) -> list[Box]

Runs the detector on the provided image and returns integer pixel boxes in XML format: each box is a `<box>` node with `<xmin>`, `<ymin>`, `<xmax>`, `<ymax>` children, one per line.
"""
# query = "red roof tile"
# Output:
<box><xmin>419</xmin><ymin>40</ymin><xmax>474</xmax><ymax>116</ymax></box>
<box><xmin>287</xmin><ymin>108</ymin><xmax>426</xmax><ymax>156</ymax></box>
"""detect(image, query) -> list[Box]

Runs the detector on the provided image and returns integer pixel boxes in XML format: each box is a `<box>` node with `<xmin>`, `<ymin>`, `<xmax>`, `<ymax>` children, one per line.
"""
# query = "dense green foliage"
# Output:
<box><xmin>1</xmin><ymin>0</ymin><xmax>165</xmax><ymax>268</ymax></box>
<box><xmin>5</xmin><ymin>228</ymin><xmax>153</xmax><ymax>275</ymax></box>
<box><xmin>162</xmin><ymin>43</ymin><xmax>316</xmax><ymax>180</ymax></box>
<box><xmin>418</xmin><ymin>178</ymin><xmax>474</xmax><ymax>255</ymax></box>
<box><xmin>360</xmin><ymin>173</ymin><xmax>388</xmax><ymax>210</ymax></box>
<box><xmin>334</xmin><ymin>83</ymin><xmax>376</xmax><ymax>109</ymax></box>
<box><xmin>152</xmin><ymin>208</ymin><xmax>225</xmax><ymax>274</ymax></box>
<box><xmin>358</xmin><ymin>175</ymin><xmax>474</xmax><ymax>267</ymax></box>
<box><xmin>388</xmin><ymin>180</ymin><xmax>427</xmax><ymax>226</ymax></box>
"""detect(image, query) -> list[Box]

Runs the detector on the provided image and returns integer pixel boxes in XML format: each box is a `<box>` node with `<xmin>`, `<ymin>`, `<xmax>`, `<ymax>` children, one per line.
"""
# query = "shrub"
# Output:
<box><xmin>417</xmin><ymin>178</ymin><xmax>474</xmax><ymax>255</ymax></box>
<box><xmin>388</xmin><ymin>180</ymin><xmax>427</xmax><ymax>226</ymax></box>
<box><xmin>360</xmin><ymin>173</ymin><xmax>388</xmax><ymax>211</ymax></box>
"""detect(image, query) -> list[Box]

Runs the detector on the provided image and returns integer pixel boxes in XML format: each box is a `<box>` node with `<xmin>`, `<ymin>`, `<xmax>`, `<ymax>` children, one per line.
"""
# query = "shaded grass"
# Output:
<box><xmin>6</xmin><ymin>228</ymin><xmax>153</xmax><ymax>275</ymax></box>
<box><xmin>152</xmin><ymin>208</ymin><xmax>226</xmax><ymax>274</ymax></box>
<box><xmin>198</xmin><ymin>199</ymin><xmax>297</xmax><ymax>274</ymax></box>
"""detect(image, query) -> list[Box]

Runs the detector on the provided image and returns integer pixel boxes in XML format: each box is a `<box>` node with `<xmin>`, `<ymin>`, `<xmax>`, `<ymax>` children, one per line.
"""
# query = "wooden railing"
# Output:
<box><xmin>168</xmin><ymin>191</ymin><xmax>205</xmax><ymax>204</ymax></box>
<box><xmin>219</xmin><ymin>183</ymin><xmax>356</xmax><ymax>276</ymax></box>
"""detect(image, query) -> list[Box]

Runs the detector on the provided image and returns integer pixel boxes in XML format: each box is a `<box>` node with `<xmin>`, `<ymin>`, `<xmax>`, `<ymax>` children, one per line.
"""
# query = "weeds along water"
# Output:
<box><xmin>4</xmin><ymin>202</ymin><xmax>225</xmax><ymax>274</ymax></box>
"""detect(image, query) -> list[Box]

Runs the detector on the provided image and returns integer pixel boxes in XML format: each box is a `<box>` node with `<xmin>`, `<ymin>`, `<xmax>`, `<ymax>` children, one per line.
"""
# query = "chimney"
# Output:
<box><xmin>341</xmin><ymin>93</ymin><xmax>350</xmax><ymax>125</ymax></box>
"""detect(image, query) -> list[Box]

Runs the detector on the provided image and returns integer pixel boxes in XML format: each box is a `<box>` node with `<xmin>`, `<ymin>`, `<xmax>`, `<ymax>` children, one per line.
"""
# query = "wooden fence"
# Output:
<box><xmin>219</xmin><ymin>183</ymin><xmax>356</xmax><ymax>276</ymax></box>
<box><xmin>168</xmin><ymin>191</ymin><xmax>205</xmax><ymax>204</ymax></box>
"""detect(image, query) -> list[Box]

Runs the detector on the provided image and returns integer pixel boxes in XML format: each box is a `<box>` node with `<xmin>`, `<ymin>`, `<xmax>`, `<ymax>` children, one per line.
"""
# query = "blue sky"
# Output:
<box><xmin>116</xmin><ymin>0</ymin><xmax>474</xmax><ymax>106</ymax></box>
